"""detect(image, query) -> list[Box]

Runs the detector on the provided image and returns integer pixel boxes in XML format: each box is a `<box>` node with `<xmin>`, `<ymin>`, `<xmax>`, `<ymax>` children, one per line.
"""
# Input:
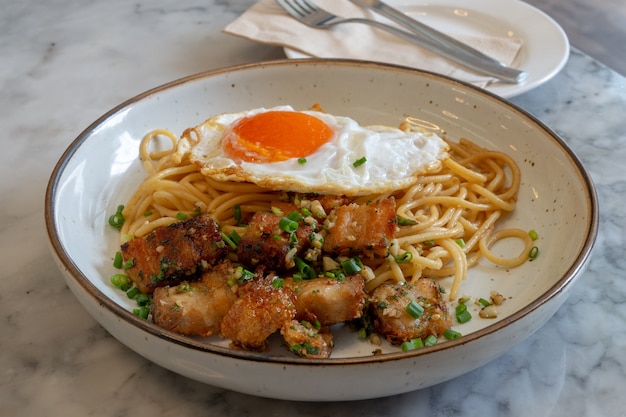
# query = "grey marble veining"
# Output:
<box><xmin>1</xmin><ymin>1</ymin><xmax>625</xmax><ymax>416</ymax></box>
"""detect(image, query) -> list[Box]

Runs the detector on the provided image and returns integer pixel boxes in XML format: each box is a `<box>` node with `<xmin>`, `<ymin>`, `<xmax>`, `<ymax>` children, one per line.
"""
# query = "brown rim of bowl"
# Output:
<box><xmin>44</xmin><ymin>58</ymin><xmax>599</xmax><ymax>366</ymax></box>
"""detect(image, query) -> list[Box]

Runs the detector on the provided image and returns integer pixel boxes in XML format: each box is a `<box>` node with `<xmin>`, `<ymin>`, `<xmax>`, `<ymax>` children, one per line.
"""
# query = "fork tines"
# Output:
<box><xmin>278</xmin><ymin>0</ymin><xmax>317</xmax><ymax>18</ymax></box>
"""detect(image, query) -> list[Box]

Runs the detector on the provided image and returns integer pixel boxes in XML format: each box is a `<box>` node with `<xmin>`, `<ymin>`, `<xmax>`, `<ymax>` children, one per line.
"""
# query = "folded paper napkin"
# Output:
<box><xmin>224</xmin><ymin>0</ymin><xmax>524</xmax><ymax>87</ymax></box>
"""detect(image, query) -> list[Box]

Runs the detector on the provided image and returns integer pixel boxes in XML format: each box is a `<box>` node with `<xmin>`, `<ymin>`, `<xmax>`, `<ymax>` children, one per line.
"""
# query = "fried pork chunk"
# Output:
<box><xmin>120</xmin><ymin>214</ymin><xmax>227</xmax><ymax>294</ymax></box>
<box><xmin>284</xmin><ymin>274</ymin><xmax>367</xmax><ymax>326</ymax></box>
<box><xmin>237</xmin><ymin>209</ymin><xmax>314</xmax><ymax>271</ymax></box>
<box><xmin>220</xmin><ymin>273</ymin><xmax>297</xmax><ymax>351</ymax></box>
<box><xmin>323</xmin><ymin>198</ymin><xmax>397</xmax><ymax>258</ymax></box>
<box><xmin>151</xmin><ymin>261</ymin><xmax>238</xmax><ymax>337</ymax></box>
<box><xmin>281</xmin><ymin>320</ymin><xmax>333</xmax><ymax>359</ymax></box>
<box><xmin>369</xmin><ymin>279</ymin><xmax>451</xmax><ymax>345</ymax></box>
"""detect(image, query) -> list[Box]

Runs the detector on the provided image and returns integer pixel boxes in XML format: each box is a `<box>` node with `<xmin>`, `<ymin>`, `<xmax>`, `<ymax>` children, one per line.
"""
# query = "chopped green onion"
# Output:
<box><xmin>353</xmin><ymin>156</ymin><xmax>367</xmax><ymax>168</ymax></box>
<box><xmin>341</xmin><ymin>257</ymin><xmax>363</xmax><ymax>275</ymax></box>
<box><xmin>113</xmin><ymin>251</ymin><xmax>123</xmax><ymax>269</ymax></box>
<box><xmin>110</xmin><ymin>273</ymin><xmax>132</xmax><ymax>291</ymax></box>
<box><xmin>423</xmin><ymin>239</ymin><xmax>435</xmax><ymax>246</ymax></box>
<box><xmin>455</xmin><ymin>238</ymin><xmax>466</xmax><ymax>248</ymax></box>
<box><xmin>108</xmin><ymin>205</ymin><xmax>125</xmax><ymax>230</ymax></box>
<box><xmin>135</xmin><ymin>293</ymin><xmax>150</xmax><ymax>307</ymax></box>
<box><xmin>123</xmin><ymin>258</ymin><xmax>135</xmax><ymax>270</ymax></box>
<box><xmin>289</xmin><ymin>341</ymin><xmax>319</xmax><ymax>356</ymax></box>
<box><xmin>143</xmin><ymin>210</ymin><xmax>153</xmax><ymax>217</ymax></box>
<box><xmin>529</xmin><ymin>229</ymin><xmax>539</xmax><ymax>241</ymax></box>
<box><xmin>228</xmin><ymin>230</ymin><xmax>241</xmax><ymax>245</ymax></box>
<box><xmin>301</xmin><ymin>207</ymin><xmax>313</xmax><ymax>217</ymax></box>
<box><xmin>236</xmin><ymin>266</ymin><xmax>257</xmax><ymax>283</ymax></box>
<box><xmin>221</xmin><ymin>231</ymin><xmax>237</xmax><ymax>250</ymax></box>
<box><xmin>455</xmin><ymin>302</ymin><xmax>472</xmax><ymax>324</ymax></box>
<box><xmin>176</xmin><ymin>212</ymin><xmax>188</xmax><ymax>221</ymax></box>
<box><xmin>456</xmin><ymin>309</ymin><xmax>472</xmax><ymax>324</ymax></box>
<box><xmin>272</xmin><ymin>278</ymin><xmax>285</xmax><ymax>288</ymax></box>
<box><xmin>242</xmin><ymin>269</ymin><xmax>257</xmax><ymax>281</ymax></box>
<box><xmin>401</xmin><ymin>341</ymin><xmax>416</xmax><ymax>351</ymax></box>
<box><xmin>478</xmin><ymin>298</ymin><xmax>491</xmax><ymax>307</ymax></box>
<box><xmin>424</xmin><ymin>335</ymin><xmax>438</xmax><ymax>346</ymax></box>
<box><xmin>394</xmin><ymin>251</ymin><xmax>413</xmax><ymax>263</ymax></box>
<box><xmin>405</xmin><ymin>300</ymin><xmax>424</xmax><ymax>319</ymax></box>
<box><xmin>133</xmin><ymin>306</ymin><xmax>150</xmax><ymax>319</ymax></box>
<box><xmin>334</xmin><ymin>271</ymin><xmax>346</xmax><ymax>281</ymax></box>
<box><xmin>396</xmin><ymin>215</ymin><xmax>417</xmax><ymax>226</ymax></box>
<box><xmin>443</xmin><ymin>328</ymin><xmax>462</xmax><ymax>340</ymax></box>
<box><xmin>297</xmin><ymin>158</ymin><xmax>307</xmax><ymax>165</ymax></box>
<box><xmin>126</xmin><ymin>287</ymin><xmax>140</xmax><ymax>300</ymax></box>
<box><xmin>222</xmin><ymin>230</ymin><xmax>242</xmax><ymax>250</ymax></box>
<box><xmin>295</xmin><ymin>257</ymin><xmax>317</xmax><ymax>279</ymax></box>
<box><xmin>279</xmin><ymin>217</ymin><xmax>299</xmax><ymax>233</ymax></box>
<box><xmin>233</xmin><ymin>204</ymin><xmax>242</xmax><ymax>225</ymax></box>
<box><xmin>529</xmin><ymin>246</ymin><xmax>539</xmax><ymax>259</ymax></box>
<box><xmin>401</xmin><ymin>338</ymin><xmax>425</xmax><ymax>351</ymax></box>
<box><xmin>287</xmin><ymin>210</ymin><xmax>304</xmax><ymax>222</ymax></box>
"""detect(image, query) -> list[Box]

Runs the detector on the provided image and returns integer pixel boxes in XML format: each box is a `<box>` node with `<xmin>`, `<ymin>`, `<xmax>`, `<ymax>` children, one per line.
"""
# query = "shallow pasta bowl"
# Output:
<box><xmin>45</xmin><ymin>59</ymin><xmax>598</xmax><ymax>401</ymax></box>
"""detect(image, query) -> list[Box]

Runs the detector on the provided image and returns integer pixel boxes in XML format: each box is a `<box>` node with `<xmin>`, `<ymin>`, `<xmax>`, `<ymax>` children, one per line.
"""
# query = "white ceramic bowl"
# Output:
<box><xmin>45</xmin><ymin>60</ymin><xmax>598</xmax><ymax>401</ymax></box>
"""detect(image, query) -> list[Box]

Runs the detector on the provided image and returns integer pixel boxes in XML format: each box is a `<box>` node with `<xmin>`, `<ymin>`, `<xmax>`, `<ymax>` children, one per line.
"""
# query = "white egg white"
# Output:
<box><xmin>184</xmin><ymin>106</ymin><xmax>449</xmax><ymax>196</ymax></box>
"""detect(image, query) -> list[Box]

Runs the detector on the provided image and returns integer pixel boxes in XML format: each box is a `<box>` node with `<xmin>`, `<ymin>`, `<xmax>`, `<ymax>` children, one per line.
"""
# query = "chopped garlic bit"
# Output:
<box><xmin>490</xmin><ymin>290</ymin><xmax>506</xmax><ymax>305</ymax></box>
<box><xmin>479</xmin><ymin>304</ymin><xmax>498</xmax><ymax>319</ymax></box>
<box><xmin>369</xmin><ymin>333</ymin><xmax>382</xmax><ymax>346</ymax></box>
<box><xmin>310</xmin><ymin>200</ymin><xmax>326</xmax><ymax>218</ymax></box>
<box><xmin>322</xmin><ymin>256</ymin><xmax>340</xmax><ymax>272</ymax></box>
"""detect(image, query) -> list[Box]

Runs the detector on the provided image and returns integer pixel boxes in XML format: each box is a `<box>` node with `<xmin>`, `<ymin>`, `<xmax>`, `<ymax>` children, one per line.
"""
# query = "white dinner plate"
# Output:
<box><xmin>284</xmin><ymin>0</ymin><xmax>569</xmax><ymax>98</ymax></box>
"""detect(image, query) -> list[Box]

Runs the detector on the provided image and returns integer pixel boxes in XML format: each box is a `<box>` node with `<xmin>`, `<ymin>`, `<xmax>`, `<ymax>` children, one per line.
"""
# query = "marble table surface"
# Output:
<box><xmin>1</xmin><ymin>1</ymin><xmax>625</xmax><ymax>416</ymax></box>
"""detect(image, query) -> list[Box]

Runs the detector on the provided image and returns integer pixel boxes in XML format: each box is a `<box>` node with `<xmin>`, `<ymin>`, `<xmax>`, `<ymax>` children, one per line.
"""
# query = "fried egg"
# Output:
<box><xmin>183</xmin><ymin>106</ymin><xmax>449</xmax><ymax>196</ymax></box>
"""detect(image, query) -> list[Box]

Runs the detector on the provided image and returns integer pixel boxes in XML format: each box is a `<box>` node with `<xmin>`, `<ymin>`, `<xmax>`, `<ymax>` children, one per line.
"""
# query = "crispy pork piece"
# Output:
<box><xmin>120</xmin><ymin>214</ymin><xmax>227</xmax><ymax>294</ymax></box>
<box><xmin>369</xmin><ymin>278</ymin><xmax>451</xmax><ymax>345</ymax></box>
<box><xmin>237</xmin><ymin>210</ymin><xmax>314</xmax><ymax>271</ymax></box>
<box><xmin>281</xmin><ymin>320</ymin><xmax>333</xmax><ymax>359</ymax></box>
<box><xmin>151</xmin><ymin>261</ymin><xmax>238</xmax><ymax>336</ymax></box>
<box><xmin>284</xmin><ymin>274</ymin><xmax>367</xmax><ymax>326</ymax></box>
<box><xmin>322</xmin><ymin>198</ymin><xmax>397</xmax><ymax>258</ymax></box>
<box><xmin>220</xmin><ymin>274</ymin><xmax>297</xmax><ymax>351</ymax></box>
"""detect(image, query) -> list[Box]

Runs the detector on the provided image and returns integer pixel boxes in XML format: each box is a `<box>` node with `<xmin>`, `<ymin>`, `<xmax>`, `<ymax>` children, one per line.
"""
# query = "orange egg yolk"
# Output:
<box><xmin>222</xmin><ymin>111</ymin><xmax>334</xmax><ymax>163</ymax></box>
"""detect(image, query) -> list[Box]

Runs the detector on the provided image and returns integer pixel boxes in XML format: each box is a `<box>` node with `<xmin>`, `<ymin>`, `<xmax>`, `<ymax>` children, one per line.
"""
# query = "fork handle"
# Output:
<box><xmin>338</xmin><ymin>16</ymin><xmax>527</xmax><ymax>84</ymax></box>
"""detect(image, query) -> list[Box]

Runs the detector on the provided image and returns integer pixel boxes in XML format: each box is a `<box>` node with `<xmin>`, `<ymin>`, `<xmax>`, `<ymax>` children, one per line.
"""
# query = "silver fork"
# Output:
<box><xmin>275</xmin><ymin>0</ymin><xmax>527</xmax><ymax>84</ymax></box>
